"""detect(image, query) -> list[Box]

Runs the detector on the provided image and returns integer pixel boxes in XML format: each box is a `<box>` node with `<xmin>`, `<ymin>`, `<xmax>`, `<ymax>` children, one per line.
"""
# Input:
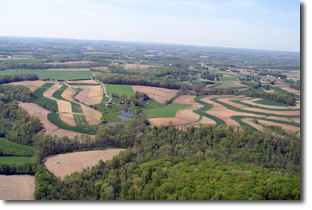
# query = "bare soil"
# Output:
<box><xmin>257</xmin><ymin>119</ymin><xmax>300</xmax><ymax>133</ymax></box>
<box><xmin>61</xmin><ymin>86</ymin><xmax>76</xmax><ymax>101</ymax></box>
<box><xmin>66</xmin><ymin>79</ymin><xmax>98</xmax><ymax>84</ymax></box>
<box><xmin>132</xmin><ymin>85</ymin><xmax>179</xmax><ymax>103</ymax></box>
<box><xmin>0</xmin><ymin>175</ymin><xmax>35</xmax><ymax>200</ymax></box>
<box><xmin>43</xmin><ymin>83</ymin><xmax>63</xmax><ymax>98</ymax></box>
<box><xmin>43</xmin><ymin>149</ymin><xmax>125</xmax><ymax>178</ymax></box>
<box><xmin>5</xmin><ymin>80</ymin><xmax>48</xmax><ymax>91</ymax></box>
<box><xmin>73</xmin><ymin>85</ymin><xmax>103</xmax><ymax>105</ymax></box>
<box><xmin>80</xmin><ymin>104</ymin><xmax>102</xmax><ymax>125</ymax></box>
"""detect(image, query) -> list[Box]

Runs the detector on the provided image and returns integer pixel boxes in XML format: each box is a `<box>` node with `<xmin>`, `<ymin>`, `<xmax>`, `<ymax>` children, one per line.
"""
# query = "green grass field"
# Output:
<box><xmin>106</xmin><ymin>84</ymin><xmax>135</xmax><ymax>96</ymax></box>
<box><xmin>271</xmin><ymin>86</ymin><xmax>300</xmax><ymax>99</ymax></box>
<box><xmin>253</xmin><ymin>99</ymin><xmax>291</xmax><ymax>106</ymax></box>
<box><xmin>143</xmin><ymin>103</ymin><xmax>191</xmax><ymax>118</ymax></box>
<box><xmin>210</xmin><ymin>97</ymin><xmax>300</xmax><ymax>118</ymax></box>
<box><xmin>209</xmin><ymin>82</ymin><xmax>245</xmax><ymax>89</ymax></box>
<box><xmin>230</xmin><ymin>100</ymin><xmax>299</xmax><ymax>111</ymax></box>
<box><xmin>0</xmin><ymin>69</ymin><xmax>93</xmax><ymax>80</ymax></box>
<box><xmin>0</xmin><ymin>137</ymin><xmax>34</xmax><ymax>154</ymax></box>
<box><xmin>0</xmin><ymin>156</ymin><xmax>33</xmax><ymax>164</ymax></box>
<box><xmin>217</xmin><ymin>76</ymin><xmax>239</xmax><ymax>81</ymax></box>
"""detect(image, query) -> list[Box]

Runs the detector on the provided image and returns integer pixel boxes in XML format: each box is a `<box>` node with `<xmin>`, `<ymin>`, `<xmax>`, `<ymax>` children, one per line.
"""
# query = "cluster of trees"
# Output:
<box><xmin>33</xmin><ymin>117</ymin><xmax>300</xmax><ymax>200</ymax></box>
<box><xmin>240</xmin><ymin>81</ymin><xmax>262</xmax><ymax>89</ymax></box>
<box><xmin>0</xmin><ymin>159</ymin><xmax>39</xmax><ymax>175</ymax></box>
<box><xmin>262</xmin><ymin>84</ymin><xmax>271</xmax><ymax>90</ymax></box>
<box><xmin>96</xmin><ymin>74</ymin><xmax>183</xmax><ymax>89</ymax></box>
<box><xmin>111</xmin><ymin>91</ymin><xmax>150</xmax><ymax>106</ymax></box>
<box><xmin>200</xmin><ymin>71</ymin><xmax>222</xmax><ymax>81</ymax></box>
<box><xmin>0</xmin><ymin>85</ymin><xmax>36</xmax><ymax>102</ymax></box>
<box><xmin>0</xmin><ymin>100</ymin><xmax>42</xmax><ymax>145</ymax></box>
<box><xmin>0</xmin><ymin>73</ymin><xmax>39</xmax><ymax>84</ymax></box>
<box><xmin>285</xmin><ymin>79</ymin><xmax>300</xmax><ymax>90</ymax></box>
<box><xmin>0</xmin><ymin>147</ymin><xmax>33</xmax><ymax>157</ymax></box>
<box><xmin>242</xmin><ymin>88</ymin><xmax>296</xmax><ymax>106</ymax></box>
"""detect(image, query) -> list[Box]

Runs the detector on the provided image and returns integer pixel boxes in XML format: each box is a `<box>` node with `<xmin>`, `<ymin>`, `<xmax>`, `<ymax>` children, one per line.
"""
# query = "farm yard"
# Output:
<box><xmin>43</xmin><ymin>149</ymin><xmax>125</xmax><ymax>178</ymax></box>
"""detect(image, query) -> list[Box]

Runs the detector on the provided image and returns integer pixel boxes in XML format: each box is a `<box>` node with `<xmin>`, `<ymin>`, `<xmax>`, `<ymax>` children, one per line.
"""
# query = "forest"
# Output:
<box><xmin>33</xmin><ymin>118</ymin><xmax>300</xmax><ymax>200</ymax></box>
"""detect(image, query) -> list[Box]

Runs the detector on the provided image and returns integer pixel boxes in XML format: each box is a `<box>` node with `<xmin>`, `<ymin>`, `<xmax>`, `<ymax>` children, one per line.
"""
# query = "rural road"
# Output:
<box><xmin>95</xmin><ymin>79</ymin><xmax>112</xmax><ymax>104</ymax></box>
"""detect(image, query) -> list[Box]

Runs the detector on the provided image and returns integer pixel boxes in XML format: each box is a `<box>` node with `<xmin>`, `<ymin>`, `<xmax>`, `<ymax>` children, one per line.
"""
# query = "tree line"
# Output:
<box><xmin>0</xmin><ymin>73</ymin><xmax>39</xmax><ymax>84</ymax></box>
<box><xmin>96</xmin><ymin>74</ymin><xmax>184</xmax><ymax>89</ymax></box>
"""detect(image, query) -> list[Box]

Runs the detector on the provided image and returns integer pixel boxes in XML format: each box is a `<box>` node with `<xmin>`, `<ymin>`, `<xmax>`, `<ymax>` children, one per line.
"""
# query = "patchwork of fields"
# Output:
<box><xmin>146</xmin><ymin>94</ymin><xmax>300</xmax><ymax>134</ymax></box>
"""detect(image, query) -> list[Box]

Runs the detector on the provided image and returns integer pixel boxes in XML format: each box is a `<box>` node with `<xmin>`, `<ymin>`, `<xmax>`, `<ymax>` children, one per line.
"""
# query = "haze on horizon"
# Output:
<box><xmin>0</xmin><ymin>0</ymin><xmax>300</xmax><ymax>52</ymax></box>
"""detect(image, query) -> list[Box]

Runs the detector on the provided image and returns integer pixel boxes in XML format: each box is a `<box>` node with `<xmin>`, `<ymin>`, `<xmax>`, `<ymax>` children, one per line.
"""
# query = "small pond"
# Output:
<box><xmin>106</xmin><ymin>109</ymin><xmax>132</xmax><ymax>125</ymax></box>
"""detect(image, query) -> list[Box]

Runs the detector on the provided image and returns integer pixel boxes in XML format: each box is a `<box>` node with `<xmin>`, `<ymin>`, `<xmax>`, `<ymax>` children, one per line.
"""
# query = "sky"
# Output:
<box><xmin>0</xmin><ymin>0</ymin><xmax>300</xmax><ymax>52</ymax></box>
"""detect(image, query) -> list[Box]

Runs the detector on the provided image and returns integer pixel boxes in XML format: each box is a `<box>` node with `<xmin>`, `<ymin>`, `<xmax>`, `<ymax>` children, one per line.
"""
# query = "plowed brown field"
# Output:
<box><xmin>132</xmin><ymin>85</ymin><xmax>179</xmax><ymax>103</ymax></box>
<box><xmin>43</xmin><ymin>149</ymin><xmax>125</xmax><ymax>178</ymax></box>
<box><xmin>74</xmin><ymin>85</ymin><xmax>103</xmax><ymax>105</ymax></box>
<box><xmin>5</xmin><ymin>80</ymin><xmax>48</xmax><ymax>91</ymax></box>
<box><xmin>0</xmin><ymin>175</ymin><xmax>35</xmax><ymax>200</ymax></box>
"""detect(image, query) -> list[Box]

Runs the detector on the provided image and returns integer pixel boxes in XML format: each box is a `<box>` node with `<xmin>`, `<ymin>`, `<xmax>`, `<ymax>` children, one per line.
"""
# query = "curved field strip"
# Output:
<box><xmin>202</xmin><ymin>97</ymin><xmax>263</xmax><ymax>127</ymax></box>
<box><xmin>48</xmin><ymin>113</ymin><xmax>97</xmax><ymax>135</ymax></box>
<box><xmin>271</xmin><ymin>86</ymin><xmax>300</xmax><ymax>99</ymax></box>
<box><xmin>241</xmin><ymin>118</ymin><xmax>264</xmax><ymax>131</ymax></box>
<box><xmin>43</xmin><ymin>83</ymin><xmax>63</xmax><ymax>98</ymax></box>
<box><xmin>51</xmin><ymin>84</ymin><xmax>101</xmax><ymax>126</ymax></box>
<box><xmin>291</xmin><ymin>118</ymin><xmax>300</xmax><ymax>124</ymax></box>
<box><xmin>230</xmin><ymin>100</ymin><xmax>299</xmax><ymax>111</ymax></box>
<box><xmin>43</xmin><ymin>149</ymin><xmax>125</xmax><ymax>178</ymax></box>
<box><xmin>0</xmin><ymin>175</ymin><xmax>35</xmax><ymax>200</ymax></box>
<box><xmin>19</xmin><ymin>102</ymin><xmax>86</xmax><ymax>138</ymax></box>
<box><xmin>33</xmin><ymin>83</ymin><xmax>58</xmax><ymax>112</ymax></box>
<box><xmin>231</xmin><ymin>115</ymin><xmax>300</xmax><ymax>132</ymax></box>
<box><xmin>193</xmin><ymin>96</ymin><xmax>226</xmax><ymax>127</ymax></box>
<box><xmin>74</xmin><ymin>85</ymin><xmax>103</xmax><ymax>105</ymax></box>
<box><xmin>281</xmin><ymin>87</ymin><xmax>300</xmax><ymax>95</ymax></box>
<box><xmin>257</xmin><ymin>119</ymin><xmax>300</xmax><ymax>133</ymax></box>
<box><xmin>252</xmin><ymin>99</ymin><xmax>291</xmax><ymax>106</ymax></box>
<box><xmin>210</xmin><ymin>98</ymin><xmax>300</xmax><ymax>118</ymax></box>
<box><xmin>61</xmin><ymin>86</ymin><xmax>76</xmax><ymax>101</ymax></box>
<box><xmin>57</xmin><ymin>100</ymin><xmax>76</xmax><ymax>126</ymax></box>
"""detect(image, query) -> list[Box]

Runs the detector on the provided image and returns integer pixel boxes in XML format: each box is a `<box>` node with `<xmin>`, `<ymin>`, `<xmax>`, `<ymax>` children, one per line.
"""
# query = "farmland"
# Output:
<box><xmin>0</xmin><ymin>175</ymin><xmax>35</xmax><ymax>200</ymax></box>
<box><xmin>43</xmin><ymin>149</ymin><xmax>125</xmax><ymax>178</ymax></box>
<box><xmin>106</xmin><ymin>84</ymin><xmax>135</xmax><ymax>96</ymax></box>
<box><xmin>0</xmin><ymin>37</ymin><xmax>300</xmax><ymax>200</ymax></box>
